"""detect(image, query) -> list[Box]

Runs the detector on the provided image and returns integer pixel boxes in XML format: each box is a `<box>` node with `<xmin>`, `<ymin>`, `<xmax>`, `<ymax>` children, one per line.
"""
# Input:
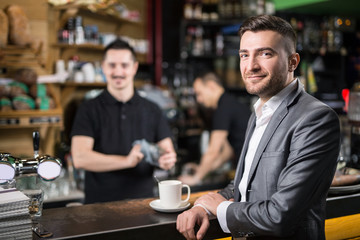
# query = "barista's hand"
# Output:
<box><xmin>177</xmin><ymin>205</ymin><xmax>210</xmax><ymax>240</ymax></box>
<box><xmin>158</xmin><ymin>151</ymin><xmax>176</xmax><ymax>170</ymax></box>
<box><xmin>127</xmin><ymin>144</ymin><xmax>144</xmax><ymax>168</ymax></box>
<box><xmin>178</xmin><ymin>175</ymin><xmax>201</xmax><ymax>186</ymax></box>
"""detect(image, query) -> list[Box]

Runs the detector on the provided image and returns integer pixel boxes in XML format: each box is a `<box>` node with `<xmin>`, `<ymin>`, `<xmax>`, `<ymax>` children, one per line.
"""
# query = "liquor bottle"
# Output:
<box><xmin>193</xmin><ymin>0</ymin><xmax>203</xmax><ymax>20</ymax></box>
<box><xmin>66</xmin><ymin>17</ymin><xmax>75</xmax><ymax>45</ymax></box>
<box><xmin>74</xmin><ymin>16</ymin><xmax>85</xmax><ymax>45</ymax></box>
<box><xmin>215</xmin><ymin>32</ymin><xmax>224</xmax><ymax>56</ymax></box>
<box><xmin>184</xmin><ymin>0</ymin><xmax>193</xmax><ymax>19</ymax></box>
<box><xmin>192</xmin><ymin>26</ymin><xmax>204</xmax><ymax>56</ymax></box>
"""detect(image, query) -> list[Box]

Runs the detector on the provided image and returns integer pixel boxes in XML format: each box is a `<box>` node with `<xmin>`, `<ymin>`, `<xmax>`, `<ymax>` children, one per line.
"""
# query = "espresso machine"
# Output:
<box><xmin>0</xmin><ymin>131</ymin><xmax>62</xmax><ymax>184</ymax></box>
<box><xmin>348</xmin><ymin>82</ymin><xmax>360</xmax><ymax>169</ymax></box>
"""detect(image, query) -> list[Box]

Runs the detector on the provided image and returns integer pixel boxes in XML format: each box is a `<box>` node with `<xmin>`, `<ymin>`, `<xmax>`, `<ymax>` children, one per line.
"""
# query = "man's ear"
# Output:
<box><xmin>288</xmin><ymin>53</ymin><xmax>300</xmax><ymax>72</ymax></box>
<box><xmin>133</xmin><ymin>61</ymin><xmax>139</xmax><ymax>72</ymax></box>
<box><xmin>207</xmin><ymin>80</ymin><xmax>218</xmax><ymax>90</ymax></box>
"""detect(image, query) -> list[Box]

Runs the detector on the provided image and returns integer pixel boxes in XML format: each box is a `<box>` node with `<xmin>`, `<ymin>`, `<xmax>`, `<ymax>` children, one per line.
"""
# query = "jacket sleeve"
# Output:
<box><xmin>225</xmin><ymin>104</ymin><xmax>340</xmax><ymax>238</ymax></box>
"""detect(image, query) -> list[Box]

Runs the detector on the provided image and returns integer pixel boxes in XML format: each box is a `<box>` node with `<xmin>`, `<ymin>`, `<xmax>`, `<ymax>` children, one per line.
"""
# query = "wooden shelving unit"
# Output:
<box><xmin>0</xmin><ymin>84</ymin><xmax>63</xmax><ymax>157</ymax></box>
<box><xmin>53</xmin><ymin>43</ymin><xmax>148</xmax><ymax>63</ymax></box>
<box><xmin>52</xmin><ymin>3</ymin><xmax>140</xmax><ymax>23</ymax></box>
<box><xmin>0</xmin><ymin>0</ymin><xmax>156</xmax><ymax>157</ymax></box>
<box><xmin>49</xmin><ymin>0</ymin><xmax>150</xmax><ymax>65</ymax></box>
<box><xmin>0</xmin><ymin>45</ymin><xmax>47</xmax><ymax>77</ymax></box>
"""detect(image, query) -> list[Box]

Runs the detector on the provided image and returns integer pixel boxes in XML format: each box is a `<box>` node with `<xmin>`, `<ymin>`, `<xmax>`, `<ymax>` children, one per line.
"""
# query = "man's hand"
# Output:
<box><xmin>195</xmin><ymin>192</ymin><xmax>227</xmax><ymax>216</ymax></box>
<box><xmin>176</xmin><ymin>206</ymin><xmax>210</xmax><ymax>240</ymax></box>
<box><xmin>158</xmin><ymin>151</ymin><xmax>176</xmax><ymax>170</ymax></box>
<box><xmin>157</xmin><ymin>138</ymin><xmax>177</xmax><ymax>170</ymax></box>
<box><xmin>127</xmin><ymin>144</ymin><xmax>144</xmax><ymax>168</ymax></box>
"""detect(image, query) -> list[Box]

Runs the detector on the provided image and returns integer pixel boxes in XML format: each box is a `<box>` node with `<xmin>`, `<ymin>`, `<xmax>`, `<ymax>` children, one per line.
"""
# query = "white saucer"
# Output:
<box><xmin>149</xmin><ymin>199</ymin><xmax>190</xmax><ymax>213</ymax></box>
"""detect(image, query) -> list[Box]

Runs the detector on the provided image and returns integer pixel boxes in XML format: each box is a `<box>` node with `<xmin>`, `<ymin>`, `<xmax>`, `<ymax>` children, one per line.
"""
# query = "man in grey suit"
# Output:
<box><xmin>176</xmin><ymin>15</ymin><xmax>340</xmax><ymax>240</ymax></box>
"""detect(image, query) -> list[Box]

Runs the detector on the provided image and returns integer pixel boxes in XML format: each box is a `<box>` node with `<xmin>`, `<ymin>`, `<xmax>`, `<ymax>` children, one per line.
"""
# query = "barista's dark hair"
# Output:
<box><xmin>238</xmin><ymin>15</ymin><xmax>297</xmax><ymax>54</ymax></box>
<box><xmin>196</xmin><ymin>71</ymin><xmax>223</xmax><ymax>87</ymax></box>
<box><xmin>103</xmin><ymin>38</ymin><xmax>137</xmax><ymax>61</ymax></box>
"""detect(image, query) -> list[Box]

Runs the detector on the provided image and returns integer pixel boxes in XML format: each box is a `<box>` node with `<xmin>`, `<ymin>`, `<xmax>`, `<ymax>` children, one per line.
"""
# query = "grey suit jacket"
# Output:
<box><xmin>219</xmin><ymin>81</ymin><xmax>340</xmax><ymax>239</ymax></box>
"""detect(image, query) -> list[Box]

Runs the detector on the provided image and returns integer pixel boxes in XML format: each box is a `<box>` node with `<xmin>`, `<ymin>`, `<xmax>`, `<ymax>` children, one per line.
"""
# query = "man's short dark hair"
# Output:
<box><xmin>103</xmin><ymin>38</ymin><xmax>137</xmax><ymax>61</ymax></box>
<box><xmin>238</xmin><ymin>15</ymin><xmax>297</xmax><ymax>55</ymax></box>
<box><xmin>197</xmin><ymin>71</ymin><xmax>223</xmax><ymax>87</ymax></box>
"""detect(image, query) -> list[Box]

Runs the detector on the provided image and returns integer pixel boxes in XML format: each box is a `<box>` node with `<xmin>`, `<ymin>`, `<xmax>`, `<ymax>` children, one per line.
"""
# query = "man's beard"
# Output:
<box><xmin>243</xmin><ymin>73</ymin><xmax>286</xmax><ymax>99</ymax></box>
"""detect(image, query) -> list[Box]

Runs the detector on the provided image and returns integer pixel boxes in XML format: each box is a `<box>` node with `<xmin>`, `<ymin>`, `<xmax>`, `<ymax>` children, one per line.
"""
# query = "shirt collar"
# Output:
<box><xmin>253</xmin><ymin>78</ymin><xmax>299</xmax><ymax>119</ymax></box>
<box><xmin>102</xmin><ymin>89</ymin><xmax>141</xmax><ymax>105</ymax></box>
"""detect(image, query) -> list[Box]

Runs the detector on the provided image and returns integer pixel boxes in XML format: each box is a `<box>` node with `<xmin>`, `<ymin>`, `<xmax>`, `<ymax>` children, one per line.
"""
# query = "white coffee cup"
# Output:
<box><xmin>158</xmin><ymin>180</ymin><xmax>191</xmax><ymax>209</ymax></box>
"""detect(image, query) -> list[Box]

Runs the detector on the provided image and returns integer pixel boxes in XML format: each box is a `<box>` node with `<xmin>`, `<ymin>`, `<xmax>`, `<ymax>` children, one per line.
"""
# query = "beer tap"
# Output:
<box><xmin>0</xmin><ymin>131</ymin><xmax>62</xmax><ymax>184</ymax></box>
<box><xmin>33</xmin><ymin>131</ymin><xmax>40</xmax><ymax>159</ymax></box>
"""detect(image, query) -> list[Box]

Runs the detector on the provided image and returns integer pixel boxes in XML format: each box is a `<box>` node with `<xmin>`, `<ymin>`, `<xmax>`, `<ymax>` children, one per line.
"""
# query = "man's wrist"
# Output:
<box><xmin>192</xmin><ymin>203</ymin><xmax>211</xmax><ymax>215</ymax></box>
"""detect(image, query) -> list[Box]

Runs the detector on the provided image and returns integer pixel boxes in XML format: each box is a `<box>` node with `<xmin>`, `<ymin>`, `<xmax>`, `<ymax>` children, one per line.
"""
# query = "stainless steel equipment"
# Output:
<box><xmin>348</xmin><ymin>82</ymin><xmax>360</xmax><ymax>168</ymax></box>
<box><xmin>0</xmin><ymin>131</ymin><xmax>62</xmax><ymax>184</ymax></box>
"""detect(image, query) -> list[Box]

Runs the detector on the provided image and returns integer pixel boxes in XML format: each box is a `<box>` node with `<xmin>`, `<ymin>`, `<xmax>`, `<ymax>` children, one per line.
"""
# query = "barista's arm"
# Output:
<box><xmin>71</xmin><ymin>135</ymin><xmax>143</xmax><ymax>172</ymax></box>
<box><xmin>194</xmin><ymin>130</ymin><xmax>233</xmax><ymax>181</ymax></box>
<box><xmin>157</xmin><ymin>137</ymin><xmax>177</xmax><ymax>170</ymax></box>
<box><xmin>214</xmin><ymin>138</ymin><xmax>234</xmax><ymax>168</ymax></box>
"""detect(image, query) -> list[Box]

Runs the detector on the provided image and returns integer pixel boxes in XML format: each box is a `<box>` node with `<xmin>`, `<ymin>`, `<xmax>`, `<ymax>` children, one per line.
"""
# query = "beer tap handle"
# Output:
<box><xmin>33</xmin><ymin>131</ymin><xmax>40</xmax><ymax>158</ymax></box>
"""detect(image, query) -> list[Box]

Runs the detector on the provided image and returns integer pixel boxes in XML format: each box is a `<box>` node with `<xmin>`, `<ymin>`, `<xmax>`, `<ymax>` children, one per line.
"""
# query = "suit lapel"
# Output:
<box><xmin>246</xmin><ymin>106</ymin><xmax>288</xmax><ymax>186</ymax></box>
<box><xmin>246</xmin><ymin>84</ymin><xmax>303</xmax><ymax>187</ymax></box>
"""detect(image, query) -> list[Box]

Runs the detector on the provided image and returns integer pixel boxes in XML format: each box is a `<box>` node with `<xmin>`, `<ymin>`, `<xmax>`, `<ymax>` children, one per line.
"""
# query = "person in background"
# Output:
<box><xmin>71</xmin><ymin>39</ymin><xmax>176</xmax><ymax>204</ymax></box>
<box><xmin>177</xmin><ymin>15</ymin><xmax>340</xmax><ymax>239</ymax></box>
<box><xmin>179</xmin><ymin>71</ymin><xmax>250</xmax><ymax>186</ymax></box>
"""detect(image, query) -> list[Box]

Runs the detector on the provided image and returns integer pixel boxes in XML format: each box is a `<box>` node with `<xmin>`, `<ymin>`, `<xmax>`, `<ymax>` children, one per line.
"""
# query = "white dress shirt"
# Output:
<box><xmin>217</xmin><ymin>79</ymin><xmax>300</xmax><ymax>233</ymax></box>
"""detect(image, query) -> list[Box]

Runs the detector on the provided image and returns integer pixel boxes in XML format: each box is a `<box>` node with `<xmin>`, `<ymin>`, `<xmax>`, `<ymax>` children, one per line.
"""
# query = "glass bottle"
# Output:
<box><xmin>66</xmin><ymin>17</ymin><xmax>75</xmax><ymax>45</ymax></box>
<box><xmin>74</xmin><ymin>16</ymin><xmax>85</xmax><ymax>45</ymax></box>
<box><xmin>215</xmin><ymin>32</ymin><xmax>224</xmax><ymax>56</ymax></box>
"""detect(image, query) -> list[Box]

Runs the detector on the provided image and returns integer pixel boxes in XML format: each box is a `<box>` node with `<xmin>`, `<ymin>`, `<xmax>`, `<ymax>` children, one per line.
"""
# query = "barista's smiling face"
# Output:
<box><xmin>102</xmin><ymin>49</ymin><xmax>138</xmax><ymax>92</ymax></box>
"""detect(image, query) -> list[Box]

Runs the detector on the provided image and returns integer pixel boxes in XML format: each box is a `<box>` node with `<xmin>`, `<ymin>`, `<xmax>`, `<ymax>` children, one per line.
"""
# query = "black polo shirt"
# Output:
<box><xmin>71</xmin><ymin>89</ymin><xmax>173</xmax><ymax>203</ymax></box>
<box><xmin>213</xmin><ymin>93</ymin><xmax>251</xmax><ymax>165</ymax></box>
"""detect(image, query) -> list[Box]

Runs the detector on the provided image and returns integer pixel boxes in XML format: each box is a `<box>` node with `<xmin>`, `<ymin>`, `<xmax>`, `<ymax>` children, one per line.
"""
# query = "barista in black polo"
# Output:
<box><xmin>71</xmin><ymin>39</ymin><xmax>177</xmax><ymax>203</ymax></box>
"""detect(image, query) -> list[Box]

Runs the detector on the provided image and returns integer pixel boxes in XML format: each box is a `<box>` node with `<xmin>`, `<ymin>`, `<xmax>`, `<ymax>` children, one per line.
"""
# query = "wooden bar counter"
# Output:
<box><xmin>33</xmin><ymin>191</ymin><xmax>360</xmax><ymax>240</ymax></box>
<box><xmin>33</xmin><ymin>191</ymin><xmax>230</xmax><ymax>240</ymax></box>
